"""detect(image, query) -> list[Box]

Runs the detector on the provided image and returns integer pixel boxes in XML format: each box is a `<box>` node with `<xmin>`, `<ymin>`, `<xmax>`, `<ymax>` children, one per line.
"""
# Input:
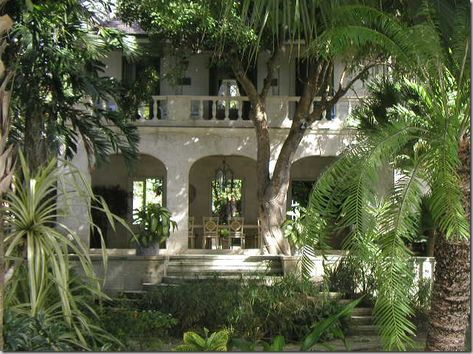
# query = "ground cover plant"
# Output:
<box><xmin>103</xmin><ymin>275</ymin><xmax>349</xmax><ymax>345</ymax></box>
<box><xmin>99</xmin><ymin>301</ymin><xmax>178</xmax><ymax>351</ymax></box>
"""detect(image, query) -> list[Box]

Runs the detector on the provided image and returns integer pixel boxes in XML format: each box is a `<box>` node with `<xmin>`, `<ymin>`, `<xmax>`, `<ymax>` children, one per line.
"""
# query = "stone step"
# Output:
<box><xmin>166</xmin><ymin>265</ymin><xmax>281</xmax><ymax>273</ymax></box>
<box><xmin>347</xmin><ymin>324</ymin><xmax>378</xmax><ymax>335</ymax></box>
<box><xmin>160</xmin><ymin>275</ymin><xmax>284</xmax><ymax>285</ymax></box>
<box><xmin>351</xmin><ymin>307</ymin><xmax>373</xmax><ymax>316</ymax></box>
<box><xmin>167</xmin><ymin>260</ymin><xmax>280</xmax><ymax>267</ymax></box>
<box><xmin>168</xmin><ymin>257</ymin><xmax>282</xmax><ymax>264</ymax></box>
<box><xmin>168</xmin><ymin>255</ymin><xmax>281</xmax><ymax>261</ymax></box>
<box><xmin>350</xmin><ymin>315</ymin><xmax>374</xmax><ymax>326</ymax></box>
<box><xmin>166</xmin><ymin>271</ymin><xmax>282</xmax><ymax>278</ymax></box>
<box><xmin>121</xmin><ymin>290</ymin><xmax>147</xmax><ymax>297</ymax></box>
<box><xmin>142</xmin><ymin>282</ymin><xmax>179</xmax><ymax>291</ymax></box>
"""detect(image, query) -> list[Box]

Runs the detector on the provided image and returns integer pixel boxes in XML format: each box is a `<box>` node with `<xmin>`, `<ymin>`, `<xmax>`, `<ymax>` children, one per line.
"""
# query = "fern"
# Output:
<box><xmin>304</xmin><ymin>60</ymin><xmax>469</xmax><ymax>350</ymax></box>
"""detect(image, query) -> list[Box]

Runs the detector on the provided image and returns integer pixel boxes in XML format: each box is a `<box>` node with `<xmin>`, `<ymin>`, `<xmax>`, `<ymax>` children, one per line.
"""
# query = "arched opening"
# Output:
<box><xmin>289</xmin><ymin>156</ymin><xmax>336</xmax><ymax>208</ymax></box>
<box><xmin>91</xmin><ymin>154</ymin><xmax>167</xmax><ymax>248</ymax></box>
<box><xmin>289</xmin><ymin>156</ymin><xmax>346</xmax><ymax>249</ymax></box>
<box><xmin>188</xmin><ymin>155</ymin><xmax>259</xmax><ymax>249</ymax></box>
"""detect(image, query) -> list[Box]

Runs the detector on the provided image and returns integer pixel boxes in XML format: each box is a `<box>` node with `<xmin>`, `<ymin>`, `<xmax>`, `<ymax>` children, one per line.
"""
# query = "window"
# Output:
<box><xmin>211</xmin><ymin>179</ymin><xmax>243</xmax><ymax>224</ymax></box>
<box><xmin>132</xmin><ymin>178</ymin><xmax>164</xmax><ymax>222</ymax></box>
<box><xmin>216</xmin><ymin>79</ymin><xmax>241</xmax><ymax>119</ymax></box>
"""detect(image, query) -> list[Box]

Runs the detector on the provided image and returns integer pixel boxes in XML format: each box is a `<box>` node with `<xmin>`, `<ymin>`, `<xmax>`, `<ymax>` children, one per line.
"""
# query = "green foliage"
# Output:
<box><xmin>408</xmin><ymin>277</ymin><xmax>432</xmax><ymax>334</ymax></box>
<box><xmin>173</xmin><ymin>328</ymin><xmax>229</xmax><ymax>352</ymax></box>
<box><xmin>99</xmin><ymin>303</ymin><xmax>177</xmax><ymax>351</ymax></box>
<box><xmin>324</xmin><ymin>257</ymin><xmax>376</xmax><ymax>304</ymax></box>
<box><xmin>119</xmin><ymin>58</ymin><xmax>160</xmax><ymax>120</ymax></box>
<box><xmin>6</xmin><ymin>0</ymin><xmax>139</xmax><ymax>167</ymax></box>
<box><xmin>134</xmin><ymin>279</ymin><xmax>241</xmax><ymax>334</ymax></box>
<box><xmin>133</xmin><ymin>202</ymin><xmax>178</xmax><ymax>247</ymax></box>
<box><xmin>211</xmin><ymin>179</ymin><xmax>242</xmax><ymax>221</ymax></box>
<box><xmin>410</xmin><ymin>278</ymin><xmax>432</xmax><ymax>315</ymax></box>
<box><xmin>4</xmin><ymin>310</ymin><xmax>77</xmax><ymax>351</ymax></box>
<box><xmin>282</xmin><ymin>204</ymin><xmax>307</xmax><ymax>252</ymax></box>
<box><xmin>300</xmin><ymin>297</ymin><xmax>361</xmax><ymax>351</ymax></box>
<box><xmin>118</xmin><ymin>0</ymin><xmax>258</xmax><ymax>59</ymax></box>
<box><xmin>304</xmin><ymin>62</ymin><xmax>469</xmax><ymax>350</ymax></box>
<box><xmin>261</xmin><ymin>335</ymin><xmax>286</xmax><ymax>351</ymax></box>
<box><xmin>134</xmin><ymin>275</ymin><xmax>345</xmax><ymax>342</ymax></box>
<box><xmin>230</xmin><ymin>297</ymin><xmax>361</xmax><ymax>351</ymax></box>
<box><xmin>4</xmin><ymin>154</ymin><xmax>130</xmax><ymax>350</ymax></box>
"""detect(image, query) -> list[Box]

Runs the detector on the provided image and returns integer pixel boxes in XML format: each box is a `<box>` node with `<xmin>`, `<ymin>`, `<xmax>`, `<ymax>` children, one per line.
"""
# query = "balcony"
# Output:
<box><xmin>134</xmin><ymin>95</ymin><xmax>360</xmax><ymax>129</ymax></box>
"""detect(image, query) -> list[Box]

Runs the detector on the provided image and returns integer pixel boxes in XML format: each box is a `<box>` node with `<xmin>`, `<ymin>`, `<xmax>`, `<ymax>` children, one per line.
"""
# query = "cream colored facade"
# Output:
<box><xmin>71</xmin><ymin>49</ymin><xmax>371</xmax><ymax>254</ymax></box>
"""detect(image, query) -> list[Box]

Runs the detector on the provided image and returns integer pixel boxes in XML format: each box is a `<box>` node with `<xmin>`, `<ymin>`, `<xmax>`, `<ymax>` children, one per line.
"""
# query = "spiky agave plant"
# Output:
<box><xmin>3</xmin><ymin>153</ymin><xmax>130</xmax><ymax>349</ymax></box>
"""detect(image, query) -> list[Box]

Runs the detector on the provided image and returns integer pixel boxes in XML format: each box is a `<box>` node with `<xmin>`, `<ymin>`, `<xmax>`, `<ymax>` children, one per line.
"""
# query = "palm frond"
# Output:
<box><xmin>308</xmin><ymin>5</ymin><xmax>413</xmax><ymax>63</ymax></box>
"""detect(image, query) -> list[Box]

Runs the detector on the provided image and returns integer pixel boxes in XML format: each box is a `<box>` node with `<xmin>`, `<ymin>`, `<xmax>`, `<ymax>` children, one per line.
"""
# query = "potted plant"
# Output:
<box><xmin>219</xmin><ymin>228</ymin><xmax>230</xmax><ymax>249</ymax></box>
<box><xmin>133</xmin><ymin>203</ymin><xmax>177</xmax><ymax>256</ymax></box>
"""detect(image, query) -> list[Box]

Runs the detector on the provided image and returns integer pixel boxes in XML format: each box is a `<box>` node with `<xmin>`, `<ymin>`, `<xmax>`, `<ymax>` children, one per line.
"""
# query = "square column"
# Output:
<box><xmin>58</xmin><ymin>137</ymin><xmax>91</xmax><ymax>249</ymax></box>
<box><xmin>164</xmin><ymin>161</ymin><xmax>189</xmax><ymax>254</ymax></box>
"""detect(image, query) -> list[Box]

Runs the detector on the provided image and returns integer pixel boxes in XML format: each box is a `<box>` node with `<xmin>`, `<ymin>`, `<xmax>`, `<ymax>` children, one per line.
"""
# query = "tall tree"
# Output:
<box><xmin>0</xmin><ymin>1</ymin><xmax>14</xmax><ymax>350</ymax></box>
<box><xmin>5</xmin><ymin>0</ymin><xmax>140</xmax><ymax>173</ymax></box>
<box><xmin>305</xmin><ymin>0</ymin><xmax>470</xmax><ymax>350</ymax></box>
<box><xmin>118</xmin><ymin>0</ymin><xmax>413</xmax><ymax>255</ymax></box>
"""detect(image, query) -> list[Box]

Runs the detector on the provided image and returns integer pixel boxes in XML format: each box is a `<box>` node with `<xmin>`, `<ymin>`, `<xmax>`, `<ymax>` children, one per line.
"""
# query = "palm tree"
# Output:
<box><xmin>0</xmin><ymin>1</ymin><xmax>14</xmax><ymax>350</ymax></box>
<box><xmin>6</xmin><ymin>0</ymin><xmax>140</xmax><ymax>173</ymax></box>
<box><xmin>304</xmin><ymin>1</ymin><xmax>470</xmax><ymax>350</ymax></box>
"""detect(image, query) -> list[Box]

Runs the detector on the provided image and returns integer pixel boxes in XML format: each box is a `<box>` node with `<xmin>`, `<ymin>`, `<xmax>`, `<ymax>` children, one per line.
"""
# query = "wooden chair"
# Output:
<box><xmin>203</xmin><ymin>217</ymin><xmax>219</xmax><ymax>249</ymax></box>
<box><xmin>188</xmin><ymin>216</ymin><xmax>196</xmax><ymax>249</ymax></box>
<box><xmin>229</xmin><ymin>217</ymin><xmax>245</xmax><ymax>249</ymax></box>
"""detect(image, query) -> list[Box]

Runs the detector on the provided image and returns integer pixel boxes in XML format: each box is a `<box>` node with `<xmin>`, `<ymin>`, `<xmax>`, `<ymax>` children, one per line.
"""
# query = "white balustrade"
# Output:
<box><xmin>138</xmin><ymin>95</ymin><xmax>361</xmax><ymax>127</ymax></box>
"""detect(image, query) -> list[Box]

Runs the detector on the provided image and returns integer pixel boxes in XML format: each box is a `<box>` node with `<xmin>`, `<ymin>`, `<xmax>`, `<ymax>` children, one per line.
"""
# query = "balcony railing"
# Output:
<box><xmin>134</xmin><ymin>95</ymin><xmax>361</xmax><ymax>129</ymax></box>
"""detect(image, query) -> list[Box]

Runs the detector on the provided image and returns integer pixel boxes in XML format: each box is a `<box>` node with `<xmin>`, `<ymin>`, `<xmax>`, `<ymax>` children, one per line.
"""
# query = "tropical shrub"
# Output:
<box><xmin>282</xmin><ymin>204</ymin><xmax>307</xmax><ymax>253</ymax></box>
<box><xmin>229</xmin><ymin>297</ymin><xmax>362</xmax><ymax>351</ymax></box>
<box><xmin>4</xmin><ymin>310</ymin><xmax>78</xmax><ymax>352</ymax></box>
<box><xmin>3</xmin><ymin>155</ymin><xmax>129</xmax><ymax>350</ymax></box>
<box><xmin>136</xmin><ymin>278</ymin><xmax>242</xmax><ymax>334</ymax></box>
<box><xmin>134</xmin><ymin>275</ymin><xmax>346</xmax><ymax>342</ymax></box>
<box><xmin>324</xmin><ymin>257</ymin><xmax>377</xmax><ymax>304</ymax></box>
<box><xmin>99</xmin><ymin>301</ymin><xmax>178</xmax><ymax>351</ymax></box>
<box><xmin>173</xmin><ymin>328</ymin><xmax>229</xmax><ymax>352</ymax></box>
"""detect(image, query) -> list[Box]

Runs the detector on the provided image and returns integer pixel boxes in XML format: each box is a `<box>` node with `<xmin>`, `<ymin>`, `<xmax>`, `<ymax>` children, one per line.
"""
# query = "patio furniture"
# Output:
<box><xmin>229</xmin><ymin>217</ymin><xmax>245</xmax><ymax>249</ymax></box>
<box><xmin>203</xmin><ymin>217</ymin><xmax>220</xmax><ymax>249</ymax></box>
<box><xmin>188</xmin><ymin>216</ymin><xmax>196</xmax><ymax>248</ymax></box>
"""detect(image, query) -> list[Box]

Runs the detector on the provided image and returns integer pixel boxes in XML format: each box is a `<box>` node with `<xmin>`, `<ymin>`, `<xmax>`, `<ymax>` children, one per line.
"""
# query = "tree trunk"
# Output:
<box><xmin>425</xmin><ymin>234</ymin><xmax>470</xmax><ymax>351</ymax></box>
<box><xmin>426</xmin><ymin>136</ymin><xmax>471</xmax><ymax>351</ymax></box>
<box><xmin>24</xmin><ymin>108</ymin><xmax>48</xmax><ymax>173</ymax></box>
<box><xmin>259</xmin><ymin>183</ymin><xmax>291</xmax><ymax>255</ymax></box>
<box><xmin>250</xmin><ymin>102</ymin><xmax>292</xmax><ymax>255</ymax></box>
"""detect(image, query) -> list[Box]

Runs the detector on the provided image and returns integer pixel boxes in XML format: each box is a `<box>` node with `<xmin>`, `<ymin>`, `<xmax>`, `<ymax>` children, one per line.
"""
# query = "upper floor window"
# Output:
<box><xmin>218</xmin><ymin>79</ymin><xmax>240</xmax><ymax>97</ymax></box>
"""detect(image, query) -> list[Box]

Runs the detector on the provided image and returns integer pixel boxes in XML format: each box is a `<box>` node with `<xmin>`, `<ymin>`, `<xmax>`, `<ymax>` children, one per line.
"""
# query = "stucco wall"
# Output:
<box><xmin>91</xmin><ymin>154</ymin><xmax>167</xmax><ymax>248</ymax></box>
<box><xmin>102</xmin><ymin>49</ymin><xmax>123</xmax><ymax>80</ymax></box>
<box><xmin>160</xmin><ymin>54</ymin><xmax>210</xmax><ymax>95</ymax></box>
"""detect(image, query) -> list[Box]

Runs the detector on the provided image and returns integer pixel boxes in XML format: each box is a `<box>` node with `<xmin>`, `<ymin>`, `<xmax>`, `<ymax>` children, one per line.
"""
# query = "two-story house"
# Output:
<box><xmin>67</xmin><ymin>23</ymin><xmax>368</xmax><ymax>258</ymax></box>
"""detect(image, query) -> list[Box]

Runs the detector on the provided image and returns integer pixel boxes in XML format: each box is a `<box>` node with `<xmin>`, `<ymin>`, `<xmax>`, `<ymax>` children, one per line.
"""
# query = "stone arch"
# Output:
<box><xmin>90</xmin><ymin>154</ymin><xmax>167</xmax><ymax>248</ymax></box>
<box><xmin>189</xmin><ymin>154</ymin><xmax>258</xmax><ymax>227</ymax></box>
<box><xmin>289</xmin><ymin>155</ymin><xmax>345</xmax><ymax>249</ymax></box>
